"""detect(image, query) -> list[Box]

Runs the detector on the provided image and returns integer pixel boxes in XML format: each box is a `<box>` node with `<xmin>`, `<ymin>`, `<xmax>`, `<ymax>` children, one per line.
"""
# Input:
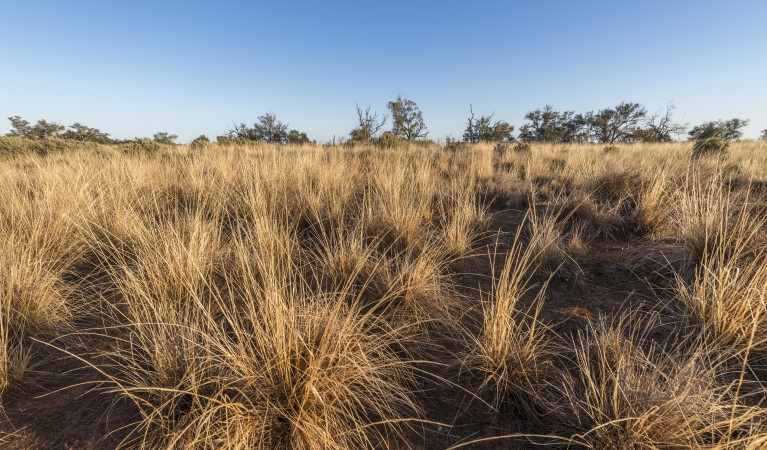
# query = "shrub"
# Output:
<box><xmin>190</xmin><ymin>135</ymin><xmax>210</xmax><ymax>150</ymax></box>
<box><xmin>152</xmin><ymin>132</ymin><xmax>178</xmax><ymax>144</ymax></box>
<box><xmin>376</xmin><ymin>131</ymin><xmax>404</xmax><ymax>149</ymax></box>
<box><xmin>119</xmin><ymin>138</ymin><xmax>163</xmax><ymax>154</ymax></box>
<box><xmin>688</xmin><ymin>119</ymin><xmax>749</xmax><ymax>141</ymax></box>
<box><xmin>287</xmin><ymin>129</ymin><xmax>312</xmax><ymax>145</ymax></box>
<box><xmin>692</xmin><ymin>137</ymin><xmax>729</xmax><ymax>158</ymax></box>
<box><xmin>463</xmin><ymin>106</ymin><xmax>515</xmax><ymax>143</ymax></box>
<box><xmin>0</xmin><ymin>136</ymin><xmax>94</xmax><ymax>158</ymax></box>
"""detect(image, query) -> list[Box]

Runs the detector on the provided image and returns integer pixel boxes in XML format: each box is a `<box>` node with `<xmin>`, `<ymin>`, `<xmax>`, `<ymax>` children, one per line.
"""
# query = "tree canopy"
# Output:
<box><xmin>8</xmin><ymin>116</ymin><xmax>65</xmax><ymax>140</ymax></box>
<box><xmin>387</xmin><ymin>95</ymin><xmax>428</xmax><ymax>141</ymax></box>
<box><xmin>152</xmin><ymin>132</ymin><xmax>178</xmax><ymax>144</ymax></box>
<box><xmin>462</xmin><ymin>106</ymin><xmax>514</xmax><ymax>143</ymax></box>
<box><xmin>7</xmin><ymin>116</ymin><xmax>115</xmax><ymax>142</ymax></box>
<box><xmin>350</xmin><ymin>105</ymin><xmax>387</xmax><ymax>142</ymax></box>
<box><xmin>635</xmin><ymin>104</ymin><xmax>687</xmax><ymax>142</ymax></box>
<box><xmin>688</xmin><ymin>119</ymin><xmax>750</xmax><ymax>141</ymax></box>
<box><xmin>518</xmin><ymin>105</ymin><xmax>582</xmax><ymax>143</ymax></box>
<box><xmin>224</xmin><ymin>112</ymin><xmax>304</xmax><ymax>144</ymax></box>
<box><xmin>577</xmin><ymin>102</ymin><xmax>647</xmax><ymax>144</ymax></box>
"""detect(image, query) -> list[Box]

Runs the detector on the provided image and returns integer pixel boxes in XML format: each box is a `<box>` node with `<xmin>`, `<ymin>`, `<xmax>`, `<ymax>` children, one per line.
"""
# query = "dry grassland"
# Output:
<box><xmin>1</xmin><ymin>139</ymin><xmax>766</xmax><ymax>448</ymax></box>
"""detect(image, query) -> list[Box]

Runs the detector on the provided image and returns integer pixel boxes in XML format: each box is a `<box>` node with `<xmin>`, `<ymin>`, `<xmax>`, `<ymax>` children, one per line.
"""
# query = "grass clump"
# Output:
<box><xmin>93</xmin><ymin>205</ymin><xmax>423</xmax><ymax>449</ymax></box>
<box><xmin>674</xmin><ymin>212</ymin><xmax>767</xmax><ymax>364</ymax></box>
<box><xmin>463</xmin><ymin>225</ymin><xmax>553</xmax><ymax>418</ymax></box>
<box><xmin>553</xmin><ymin>315</ymin><xmax>759</xmax><ymax>449</ymax></box>
<box><xmin>101</xmin><ymin>290</ymin><xmax>421</xmax><ymax>449</ymax></box>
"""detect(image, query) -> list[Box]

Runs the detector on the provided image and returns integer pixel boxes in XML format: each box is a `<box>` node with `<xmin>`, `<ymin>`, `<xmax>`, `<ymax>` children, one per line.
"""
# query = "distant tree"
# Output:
<box><xmin>225</xmin><ymin>112</ymin><xmax>290</xmax><ymax>143</ymax></box>
<box><xmin>29</xmin><ymin>119</ymin><xmax>65</xmax><ymax>139</ymax></box>
<box><xmin>577</xmin><ymin>102</ymin><xmax>647</xmax><ymax>144</ymax></box>
<box><xmin>253</xmin><ymin>112</ymin><xmax>288</xmax><ymax>143</ymax></box>
<box><xmin>463</xmin><ymin>106</ymin><xmax>481</xmax><ymax>143</ymax></box>
<box><xmin>635</xmin><ymin>104</ymin><xmax>687</xmax><ymax>142</ymax></box>
<box><xmin>7</xmin><ymin>116</ymin><xmax>32</xmax><ymax>137</ymax></box>
<box><xmin>287</xmin><ymin>129</ymin><xmax>312</xmax><ymax>144</ymax></box>
<box><xmin>722</xmin><ymin>118</ymin><xmax>749</xmax><ymax>140</ymax></box>
<box><xmin>7</xmin><ymin>116</ymin><xmax>65</xmax><ymax>139</ymax></box>
<box><xmin>518</xmin><ymin>105</ymin><xmax>582</xmax><ymax>143</ymax></box>
<box><xmin>350</xmin><ymin>105</ymin><xmax>387</xmax><ymax>142</ymax></box>
<box><xmin>153</xmin><ymin>132</ymin><xmax>178</xmax><ymax>144</ymax></box>
<box><xmin>61</xmin><ymin>122</ymin><xmax>113</xmax><ymax>143</ymax></box>
<box><xmin>462</xmin><ymin>106</ymin><xmax>514</xmax><ymax>143</ymax></box>
<box><xmin>226</xmin><ymin>122</ymin><xmax>259</xmax><ymax>142</ymax></box>
<box><xmin>688</xmin><ymin>122</ymin><xmax>721</xmax><ymax>141</ymax></box>
<box><xmin>387</xmin><ymin>95</ymin><xmax>427</xmax><ymax>141</ymax></box>
<box><xmin>761</xmin><ymin>129</ymin><xmax>767</xmax><ymax>141</ymax></box>
<box><xmin>215</xmin><ymin>134</ymin><xmax>236</xmax><ymax>144</ymax></box>
<box><xmin>688</xmin><ymin>118</ymin><xmax>750</xmax><ymax>141</ymax></box>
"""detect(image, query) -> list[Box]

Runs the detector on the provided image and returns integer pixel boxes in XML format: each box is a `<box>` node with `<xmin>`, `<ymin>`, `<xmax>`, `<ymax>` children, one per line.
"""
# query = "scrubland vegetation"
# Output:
<box><xmin>1</xmin><ymin>137</ymin><xmax>767</xmax><ymax>449</ymax></box>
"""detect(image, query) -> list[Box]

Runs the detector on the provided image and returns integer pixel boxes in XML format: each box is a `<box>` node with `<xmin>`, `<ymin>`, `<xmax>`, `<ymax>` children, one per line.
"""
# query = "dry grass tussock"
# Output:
<box><xmin>1</xmin><ymin>139</ymin><xmax>766</xmax><ymax>448</ymax></box>
<box><xmin>462</xmin><ymin>220</ymin><xmax>554</xmax><ymax>418</ymax></box>
<box><xmin>553</xmin><ymin>314</ymin><xmax>766</xmax><ymax>449</ymax></box>
<box><xmin>673</xmin><ymin>178</ymin><xmax>767</xmax><ymax>364</ymax></box>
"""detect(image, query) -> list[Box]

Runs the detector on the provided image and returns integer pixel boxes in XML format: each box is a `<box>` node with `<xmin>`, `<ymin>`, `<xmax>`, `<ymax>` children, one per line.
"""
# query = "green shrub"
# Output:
<box><xmin>692</xmin><ymin>137</ymin><xmax>728</xmax><ymax>159</ymax></box>
<box><xmin>287</xmin><ymin>129</ymin><xmax>312</xmax><ymax>145</ymax></box>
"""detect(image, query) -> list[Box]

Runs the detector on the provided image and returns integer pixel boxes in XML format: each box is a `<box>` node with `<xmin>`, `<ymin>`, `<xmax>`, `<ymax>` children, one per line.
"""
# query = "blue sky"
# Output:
<box><xmin>1</xmin><ymin>0</ymin><xmax>765</xmax><ymax>142</ymax></box>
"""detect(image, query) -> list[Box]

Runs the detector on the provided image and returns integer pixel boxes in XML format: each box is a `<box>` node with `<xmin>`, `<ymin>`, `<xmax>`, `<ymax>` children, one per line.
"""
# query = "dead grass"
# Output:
<box><xmin>673</xmin><ymin>182</ymin><xmax>767</xmax><ymax>363</ymax></box>
<box><xmin>553</xmin><ymin>314</ymin><xmax>763</xmax><ymax>449</ymax></box>
<box><xmin>463</xmin><ymin>222</ymin><xmax>553</xmax><ymax>418</ymax></box>
<box><xmin>1</xmin><ymin>139</ymin><xmax>766</xmax><ymax>448</ymax></box>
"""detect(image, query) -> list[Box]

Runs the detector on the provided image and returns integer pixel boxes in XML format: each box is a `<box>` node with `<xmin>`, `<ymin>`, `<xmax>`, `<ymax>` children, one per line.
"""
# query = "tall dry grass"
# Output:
<box><xmin>1</xmin><ymin>138</ymin><xmax>766</xmax><ymax>448</ymax></box>
<box><xmin>555</xmin><ymin>314</ymin><xmax>764</xmax><ymax>449</ymax></box>
<box><xmin>463</xmin><ymin>221</ymin><xmax>553</xmax><ymax>418</ymax></box>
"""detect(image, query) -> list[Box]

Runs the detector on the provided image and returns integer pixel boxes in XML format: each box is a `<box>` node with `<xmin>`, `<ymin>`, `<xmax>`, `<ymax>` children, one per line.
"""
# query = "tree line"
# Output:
<box><xmin>5</xmin><ymin>98</ymin><xmax>766</xmax><ymax>146</ymax></box>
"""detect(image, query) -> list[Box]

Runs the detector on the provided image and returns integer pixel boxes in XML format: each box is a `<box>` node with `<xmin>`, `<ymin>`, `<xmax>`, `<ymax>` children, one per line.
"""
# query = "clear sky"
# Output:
<box><xmin>1</xmin><ymin>0</ymin><xmax>765</xmax><ymax>143</ymax></box>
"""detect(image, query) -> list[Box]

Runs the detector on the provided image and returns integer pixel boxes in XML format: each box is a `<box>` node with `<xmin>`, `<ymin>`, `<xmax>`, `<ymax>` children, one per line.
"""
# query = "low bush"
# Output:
<box><xmin>692</xmin><ymin>137</ymin><xmax>728</xmax><ymax>158</ymax></box>
<box><xmin>118</xmin><ymin>138</ymin><xmax>163</xmax><ymax>154</ymax></box>
<box><xmin>190</xmin><ymin>135</ymin><xmax>210</xmax><ymax>150</ymax></box>
<box><xmin>0</xmin><ymin>136</ymin><xmax>94</xmax><ymax>158</ymax></box>
<box><xmin>376</xmin><ymin>132</ymin><xmax>405</xmax><ymax>149</ymax></box>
